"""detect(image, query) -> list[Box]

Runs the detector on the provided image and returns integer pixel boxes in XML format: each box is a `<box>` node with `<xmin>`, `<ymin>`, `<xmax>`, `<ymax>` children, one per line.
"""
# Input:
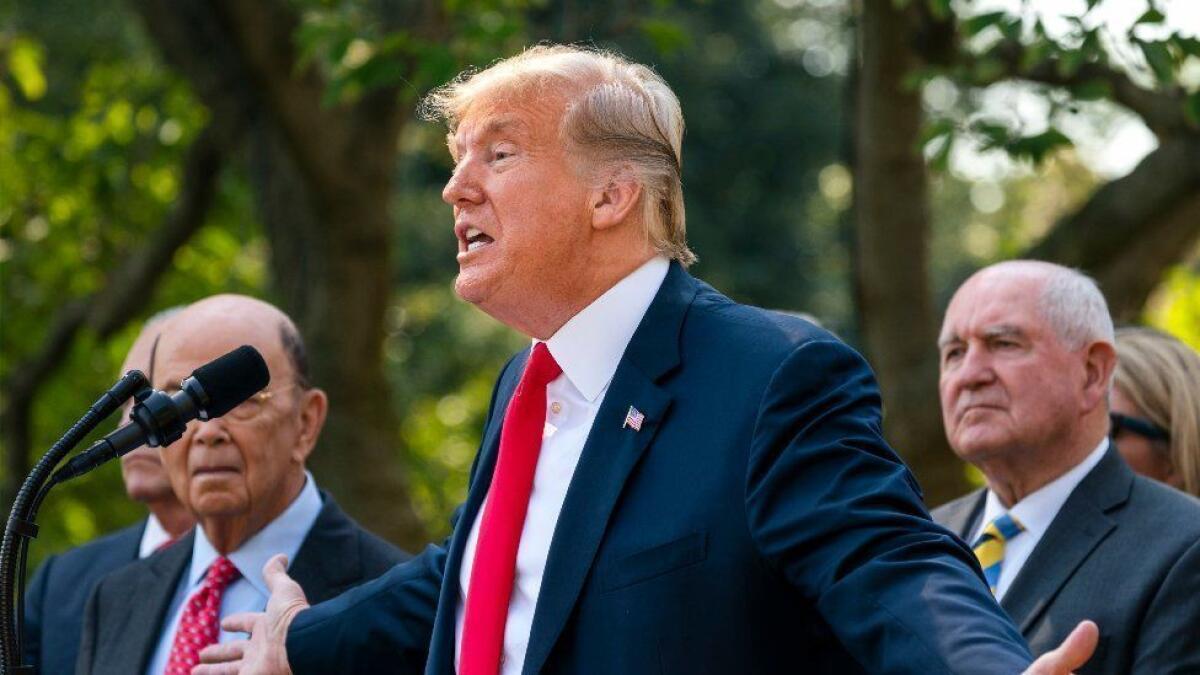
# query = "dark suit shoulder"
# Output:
<box><xmin>686</xmin><ymin>282</ymin><xmax>836</xmax><ymax>354</ymax></box>
<box><xmin>1124</xmin><ymin>473</ymin><xmax>1200</xmax><ymax>538</ymax></box>
<box><xmin>39</xmin><ymin>520</ymin><xmax>143</xmax><ymax>576</ymax></box>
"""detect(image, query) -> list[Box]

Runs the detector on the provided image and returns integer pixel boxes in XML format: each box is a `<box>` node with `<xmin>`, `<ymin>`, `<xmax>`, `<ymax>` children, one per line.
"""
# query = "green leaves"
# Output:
<box><xmin>1135</xmin><ymin>8</ymin><xmax>1166</xmax><ymax>26</ymax></box>
<box><xmin>1135</xmin><ymin>38</ymin><xmax>1176</xmax><ymax>85</ymax></box>
<box><xmin>968</xmin><ymin>119</ymin><xmax>1074</xmax><ymax>165</ymax></box>
<box><xmin>4</xmin><ymin>37</ymin><xmax>47</xmax><ymax>101</ymax></box>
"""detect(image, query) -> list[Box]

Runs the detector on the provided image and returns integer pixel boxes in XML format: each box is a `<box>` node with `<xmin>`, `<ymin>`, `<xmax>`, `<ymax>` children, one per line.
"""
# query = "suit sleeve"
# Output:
<box><xmin>21</xmin><ymin>555</ymin><xmax>53</xmax><ymax>668</ymax></box>
<box><xmin>287</xmin><ymin>353</ymin><xmax>522</xmax><ymax>674</ymax></box>
<box><xmin>1130</xmin><ymin>535</ymin><xmax>1200</xmax><ymax>673</ymax></box>
<box><xmin>287</xmin><ymin>542</ymin><xmax>449</xmax><ymax>675</ymax></box>
<box><xmin>744</xmin><ymin>338</ymin><xmax>1033</xmax><ymax>674</ymax></box>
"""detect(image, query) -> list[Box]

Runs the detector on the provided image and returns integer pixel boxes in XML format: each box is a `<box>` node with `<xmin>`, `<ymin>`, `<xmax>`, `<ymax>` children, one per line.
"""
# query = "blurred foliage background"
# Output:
<box><xmin>1</xmin><ymin>0</ymin><xmax>1198</xmax><ymax>570</ymax></box>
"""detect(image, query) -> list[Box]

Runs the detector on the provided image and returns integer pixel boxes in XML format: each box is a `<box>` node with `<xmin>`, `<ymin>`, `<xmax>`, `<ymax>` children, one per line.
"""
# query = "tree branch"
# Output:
<box><xmin>1</xmin><ymin>125</ymin><xmax>228</xmax><ymax>503</ymax></box>
<box><xmin>980</xmin><ymin>40</ymin><xmax>1190</xmax><ymax>136</ymax></box>
<box><xmin>1023</xmin><ymin>135</ymin><xmax>1200</xmax><ymax>318</ymax></box>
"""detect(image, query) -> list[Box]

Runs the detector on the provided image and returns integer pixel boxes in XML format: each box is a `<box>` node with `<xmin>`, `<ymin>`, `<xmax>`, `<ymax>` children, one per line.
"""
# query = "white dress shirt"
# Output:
<box><xmin>454</xmin><ymin>256</ymin><xmax>670</xmax><ymax>675</ymax></box>
<box><xmin>145</xmin><ymin>472</ymin><xmax>322</xmax><ymax>675</ymax></box>
<box><xmin>138</xmin><ymin>513</ymin><xmax>175</xmax><ymax>559</ymax></box>
<box><xmin>971</xmin><ymin>439</ymin><xmax>1109</xmax><ymax>600</ymax></box>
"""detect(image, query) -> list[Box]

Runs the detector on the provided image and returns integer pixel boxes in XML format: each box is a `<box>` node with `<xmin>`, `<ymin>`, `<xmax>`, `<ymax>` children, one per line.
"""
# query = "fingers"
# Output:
<box><xmin>262</xmin><ymin>554</ymin><xmax>291</xmax><ymax>590</ymax></box>
<box><xmin>221</xmin><ymin>611</ymin><xmax>262</xmax><ymax>635</ymax></box>
<box><xmin>192</xmin><ymin>662</ymin><xmax>241</xmax><ymax>675</ymax></box>
<box><xmin>199</xmin><ymin>640</ymin><xmax>247</xmax><ymax>664</ymax></box>
<box><xmin>1025</xmin><ymin>620</ymin><xmax>1099</xmax><ymax>674</ymax></box>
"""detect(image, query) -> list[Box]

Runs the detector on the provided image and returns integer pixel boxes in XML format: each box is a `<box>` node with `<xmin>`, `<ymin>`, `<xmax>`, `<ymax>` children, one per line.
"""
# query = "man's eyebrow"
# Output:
<box><xmin>937</xmin><ymin>333</ymin><xmax>962</xmax><ymax>350</ymax></box>
<box><xmin>981</xmin><ymin>325</ymin><xmax>1025</xmax><ymax>340</ymax></box>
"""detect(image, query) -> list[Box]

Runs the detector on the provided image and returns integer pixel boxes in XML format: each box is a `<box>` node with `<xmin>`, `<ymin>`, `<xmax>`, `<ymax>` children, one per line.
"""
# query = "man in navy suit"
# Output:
<box><xmin>23</xmin><ymin>311</ymin><xmax>196</xmax><ymax>674</ymax></box>
<box><xmin>197</xmin><ymin>45</ymin><xmax>1096</xmax><ymax>675</ymax></box>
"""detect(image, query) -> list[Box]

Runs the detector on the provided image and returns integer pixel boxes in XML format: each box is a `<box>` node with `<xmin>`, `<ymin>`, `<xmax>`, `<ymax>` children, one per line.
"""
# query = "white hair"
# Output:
<box><xmin>1036</xmin><ymin>265</ymin><xmax>1115</xmax><ymax>350</ymax></box>
<box><xmin>421</xmin><ymin>44</ymin><xmax>695</xmax><ymax>265</ymax></box>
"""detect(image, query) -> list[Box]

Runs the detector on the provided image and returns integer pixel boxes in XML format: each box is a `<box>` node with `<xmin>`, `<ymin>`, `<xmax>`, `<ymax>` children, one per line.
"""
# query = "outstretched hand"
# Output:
<box><xmin>1021</xmin><ymin>621</ymin><xmax>1099</xmax><ymax>675</ymax></box>
<box><xmin>193</xmin><ymin>554</ymin><xmax>310</xmax><ymax>675</ymax></box>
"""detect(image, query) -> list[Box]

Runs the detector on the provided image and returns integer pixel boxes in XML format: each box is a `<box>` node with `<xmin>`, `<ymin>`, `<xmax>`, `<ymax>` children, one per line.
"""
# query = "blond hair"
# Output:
<box><xmin>1114</xmin><ymin>326</ymin><xmax>1200</xmax><ymax>496</ymax></box>
<box><xmin>422</xmin><ymin>44</ymin><xmax>695</xmax><ymax>266</ymax></box>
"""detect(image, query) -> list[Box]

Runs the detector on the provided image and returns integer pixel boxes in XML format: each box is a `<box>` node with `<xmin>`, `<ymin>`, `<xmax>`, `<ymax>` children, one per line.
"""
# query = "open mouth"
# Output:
<box><xmin>463</xmin><ymin>226</ymin><xmax>494</xmax><ymax>253</ymax></box>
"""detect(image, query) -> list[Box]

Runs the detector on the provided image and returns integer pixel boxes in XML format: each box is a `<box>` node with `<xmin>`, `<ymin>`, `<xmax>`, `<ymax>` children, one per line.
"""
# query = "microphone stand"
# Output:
<box><xmin>0</xmin><ymin>370</ymin><xmax>150</xmax><ymax>673</ymax></box>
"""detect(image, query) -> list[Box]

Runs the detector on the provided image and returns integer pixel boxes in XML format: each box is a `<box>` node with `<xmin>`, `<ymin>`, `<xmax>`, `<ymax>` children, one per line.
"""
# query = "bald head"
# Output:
<box><xmin>156</xmin><ymin>295</ymin><xmax>308</xmax><ymax>390</ymax></box>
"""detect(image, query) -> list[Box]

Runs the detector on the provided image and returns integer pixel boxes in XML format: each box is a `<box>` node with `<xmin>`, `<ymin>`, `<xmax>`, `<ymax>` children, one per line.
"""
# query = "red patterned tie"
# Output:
<box><xmin>460</xmin><ymin>343</ymin><xmax>562</xmax><ymax>675</ymax></box>
<box><xmin>164</xmin><ymin>556</ymin><xmax>241</xmax><ymax>675</ymax></box>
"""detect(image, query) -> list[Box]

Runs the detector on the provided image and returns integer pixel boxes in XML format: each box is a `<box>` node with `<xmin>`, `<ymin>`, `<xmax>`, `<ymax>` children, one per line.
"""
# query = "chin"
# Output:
<box><xmin>453</xmin><ymin>271</ymin><xmax>487</xmax><ymax>305</ymax></box>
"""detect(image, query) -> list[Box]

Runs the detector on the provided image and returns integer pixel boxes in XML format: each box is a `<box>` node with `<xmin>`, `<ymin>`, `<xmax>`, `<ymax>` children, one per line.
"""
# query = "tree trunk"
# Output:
<box><xmin>131</xmin><ymin>0</ymin><xmax>429</xmax><ymax>549</ymax></box>
<box><xmin>853</xmin><ymin>0</ymin><xmax>967</xmax><ymax>506</ymax></box>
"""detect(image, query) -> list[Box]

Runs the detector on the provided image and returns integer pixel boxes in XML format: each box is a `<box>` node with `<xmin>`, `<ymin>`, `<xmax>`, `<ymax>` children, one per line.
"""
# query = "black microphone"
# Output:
<box><xmin>55</xmin><ymin>345</ymin><xmax>270</xmax><ymax>481</ymax></box>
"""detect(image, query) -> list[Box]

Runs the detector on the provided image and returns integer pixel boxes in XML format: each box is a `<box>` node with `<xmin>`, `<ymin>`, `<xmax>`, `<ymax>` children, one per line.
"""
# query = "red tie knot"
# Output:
<box><xmin>525</xmin><ymin>343</ymin><xmax>562</xmax><ymax>390</ymax></box>
<box><xmin>206</xmin><ymin>556</ymin><xmax>241</xmax><ymax>591</ymax></box>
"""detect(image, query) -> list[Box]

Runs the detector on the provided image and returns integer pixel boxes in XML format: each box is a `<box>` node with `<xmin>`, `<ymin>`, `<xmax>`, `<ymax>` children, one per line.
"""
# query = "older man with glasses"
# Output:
<box><xmin>75</xmin><ymin>294</ymin><xmax>409</xmax><ymax>675</ymax></box>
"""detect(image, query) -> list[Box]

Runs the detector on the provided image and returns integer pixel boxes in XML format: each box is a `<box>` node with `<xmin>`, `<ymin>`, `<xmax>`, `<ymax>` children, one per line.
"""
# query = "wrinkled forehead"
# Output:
<box><xmin>940</xmin><ymin>274</ymin><xmax>1049</xmax><ymax>342</ymax></box>
<box><xmin>154</xmin><ymin>320</ymin><xmax>289</xmax><ymax>389</ymax></box>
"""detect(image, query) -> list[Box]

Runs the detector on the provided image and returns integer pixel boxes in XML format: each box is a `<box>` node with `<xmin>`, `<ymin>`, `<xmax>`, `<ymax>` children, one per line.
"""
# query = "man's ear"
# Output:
<box><xmin>293</xmin><ymin>388</ymin><xmax>328</xmax><ymax>463</ymax></box>
<box><xmin>1081</xmin><ymin>341</ymin><xmax>1117</xmax><ymax>413</ymax></box>
<box><xmin>590</xmin><ymin>167</ymin><xmax>642</xmax><ymax>231</ymax></box>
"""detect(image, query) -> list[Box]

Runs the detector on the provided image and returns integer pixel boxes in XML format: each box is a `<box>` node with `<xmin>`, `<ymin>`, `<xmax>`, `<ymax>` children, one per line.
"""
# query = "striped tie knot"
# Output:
<box><xmin>973</xmin><ymin>513</ymin><xmax>1025</xmax><ymax>595</ymax></box>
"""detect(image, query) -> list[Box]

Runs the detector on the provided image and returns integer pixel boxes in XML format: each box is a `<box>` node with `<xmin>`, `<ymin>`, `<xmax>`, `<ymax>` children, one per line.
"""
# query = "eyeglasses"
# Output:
<box><xmin>162</xmin><ymin>384</ymin><xmax>300</xmax><ymax>422</ymax></box>
<box><xmin>1109</xmin><ymin>412</ymin><xmax>1170</xmax><ymax>443</ymax></box>
<box><xmin>226</xmin><ymin>384</ymin><xmax>301</xmax><ymax>421</ymax></box>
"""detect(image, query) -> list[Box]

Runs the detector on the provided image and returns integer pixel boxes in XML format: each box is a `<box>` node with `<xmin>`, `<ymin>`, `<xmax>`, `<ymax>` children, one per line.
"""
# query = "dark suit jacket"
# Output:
<box><xmin>76</xmin><ymin>493</ymin><xmax>408</xmax><ymax>675</ymax></box>
<box><xmin>286</xmin><ymin>264</ymin><xmax>1032</xmax><ymax>674</ymax></box>
<box><xmin>23</xmin><ymin>520</ymin><xmax>146</xmax><ymax>674</ymax></box>
<box><xmin>933</xmin><ymin>448</ymin><xmax>1200</xmax><ymax>675</ymax></box>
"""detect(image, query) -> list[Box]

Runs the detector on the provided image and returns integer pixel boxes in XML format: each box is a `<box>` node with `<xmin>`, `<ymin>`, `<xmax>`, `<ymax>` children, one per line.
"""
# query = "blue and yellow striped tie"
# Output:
<box><xmin>972</xmin><ymin>513</ymin><xmax>1025</xmax><ymax>595</ymax></box>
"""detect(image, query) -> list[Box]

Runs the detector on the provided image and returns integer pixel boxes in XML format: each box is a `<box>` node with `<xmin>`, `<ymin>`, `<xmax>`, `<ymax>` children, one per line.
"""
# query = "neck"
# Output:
<box><xmin>146</xmin><ymin>497</ymin><xmax>195</xmax><ymax>538</ymax></box>
<box><xmin>201</xmin><ymin>471</ymin><xmax>306</xmax><ymax>555</ymax></box>
<box><xmin>979</xmin><ymin>427</ymin><xmax>1107</xmax><ymax>507</ymax></box>
<box><xmin>496</xmin><ymin>251</ymin><xmax>657</xmax><ymax>339</ymax></box>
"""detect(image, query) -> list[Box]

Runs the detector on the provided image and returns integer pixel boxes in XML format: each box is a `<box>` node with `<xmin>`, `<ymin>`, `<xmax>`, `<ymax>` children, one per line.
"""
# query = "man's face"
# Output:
<box><xmin>938</xmin><ymin>274</ymin><xmax>1087</xmax><ymax>464</ymax></box>
<box><xmin>154</xmin><ymin>329</ymin><xmax>308</xmax><ymax>536</ymax></box>
<box><xmin>118</xmin><ymin>332</ymin><xmax>176</xmax><ymax>503</ymax></box>
<box><xmin>442</xmin><ymin>95</ymin><xmax>595</xmax><ymax>328</ymax></box>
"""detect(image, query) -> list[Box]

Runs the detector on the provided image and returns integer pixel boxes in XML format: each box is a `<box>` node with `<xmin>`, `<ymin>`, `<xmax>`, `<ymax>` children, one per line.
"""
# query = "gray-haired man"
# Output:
<box><xmin>933</xmin><ymin>260</ymin><xmax>1200</xmax><ymax>674</ymax></box>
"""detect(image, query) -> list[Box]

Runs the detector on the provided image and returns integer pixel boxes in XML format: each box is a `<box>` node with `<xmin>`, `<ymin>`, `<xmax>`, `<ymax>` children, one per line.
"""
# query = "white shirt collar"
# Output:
<box><xmin>138</xmin><ymin>513</ymin><xmax>174</xmax><ymax>559</ymax></box>
<box><xmin>978</xmin><ymin>438</ymin><xmax>1110</xmax><ymax>543</ymax></box>
<box><xmin>541</xmin><ymin>257</ymin><xmax>670</xmax><ymax>402</ymax></box>
<box><xmin>187</xmin><ymin>470</ymin><xmax>322</xmax><ymax>596</ymax></box>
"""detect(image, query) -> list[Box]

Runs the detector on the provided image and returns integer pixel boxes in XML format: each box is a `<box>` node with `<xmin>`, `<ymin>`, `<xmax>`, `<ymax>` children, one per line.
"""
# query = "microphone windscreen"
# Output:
<box><xmin>191</xmin><ymin>345</ymin><xmax>271</xmax><ymax>418</ymax></box>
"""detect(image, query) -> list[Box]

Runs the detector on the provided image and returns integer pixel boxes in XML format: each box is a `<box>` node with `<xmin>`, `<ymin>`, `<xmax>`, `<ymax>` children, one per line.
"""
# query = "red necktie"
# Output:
<box><xmin>164</xmin><ymin>556</ymin><xmax>241</xmax><ymax>675</ymax></box>
<box><xmin>460</xmin><ymin>343</ymin><xmax>562</xmax><ymax>675</ymax></box>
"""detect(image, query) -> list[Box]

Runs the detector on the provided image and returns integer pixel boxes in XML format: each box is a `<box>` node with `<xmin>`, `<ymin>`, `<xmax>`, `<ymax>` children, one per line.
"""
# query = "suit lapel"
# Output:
<box><xmin>426</xmin><ymin>355</ymin><xmax>526</xmax><ymax>675</ymax></box>
<box><xmin>1001</xmin><ymin>449</ymin><xmax>1131</xmax><ymax>632</ymax></box>
<box><xmin>101</xmin><ymin>530</ymin><xmax>194</xmax><ymax>674</ymax></box>
<box><xmin>288</xmin><ymin>493</ymin><xmax>362</xmax><ymax>603</ymax></box>
<box><xmin>520</xmin><ymin>264</ymin><xmax>695</xmax><ymax>675</ymax></box>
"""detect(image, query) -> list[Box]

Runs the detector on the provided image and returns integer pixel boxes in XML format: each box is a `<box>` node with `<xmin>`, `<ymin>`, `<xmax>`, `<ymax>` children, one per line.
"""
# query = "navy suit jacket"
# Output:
<box><xmin>23</xmin><ymin>519</ymin><xmax>148</xmax><ymax>674</ymax></box>
<box><xmin>77</xmin><ymin>493</ymin><xmax>408</xmax><ymax>675</ymax></box>
<box><xmin>287</xmin><ymin>264</ymin><xmax>1033</xmax><ymax>674</ymax></box>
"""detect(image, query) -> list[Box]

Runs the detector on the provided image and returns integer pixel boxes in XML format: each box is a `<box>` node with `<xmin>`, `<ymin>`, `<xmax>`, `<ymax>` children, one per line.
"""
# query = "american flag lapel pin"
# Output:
<box><xmin>623</xmin><ymin>406</ymin><xmax>645</xmax><ymax>432</ymax></box>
